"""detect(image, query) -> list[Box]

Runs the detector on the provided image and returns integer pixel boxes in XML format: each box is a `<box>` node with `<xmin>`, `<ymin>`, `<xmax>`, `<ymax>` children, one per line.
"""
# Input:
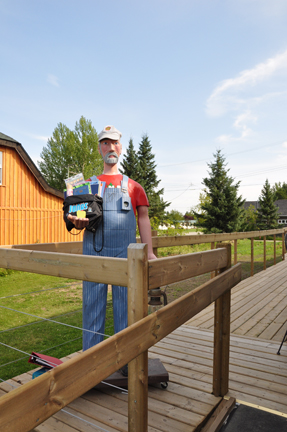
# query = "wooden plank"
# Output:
<box><xmin>200</xmin><ymin>398</ymin><xmax>236</xmax><ymax>432</ymax></box>
<box><xmin>0</xmin><ymin>247</ymin><xmax>128</xmax><ymax>286</ymax></box>
<box><xmin>0</xmin><ymin>264</ymin><xmax>241</xmax><ymax>432</ymax></box>
<box><xmin>213</xmin><ymin>244</ymin><xmax>232</xmax><ymax>397</ymax></box>
<box><xmin>149</xmin><ymin>248</ymin><xmax>228</xmax><ymax>289</ymax></box>
<box><xmin>127</xmin><ymin>244</ymin><xmax>149</xmax><ymax>432</ymax></box>
<box><xmin>152</xmin><ymin>229</ymin><xmax>284</xmax><ymax>248</ymax></box>
<box><xmin>263</xmin><ymin>236</ymin><xmax>266</xmax><ymax>270</ymax></box>
<box><xmin>3</xmin><ymin>241</ymin><xmax>84</xmax><ymax>254</ymax></box>
<box><xmin>251</xmin><ymin>238</ymin><xmax>254</xmax><ymax>276</ymax></box>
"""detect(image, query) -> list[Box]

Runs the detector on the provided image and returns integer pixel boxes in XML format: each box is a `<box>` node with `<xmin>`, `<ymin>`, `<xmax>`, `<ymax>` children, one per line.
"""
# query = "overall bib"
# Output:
<box><xmin>82</xmin><ymin>175</ymin><xmax>136</xmax><ymax>350</ymax></box>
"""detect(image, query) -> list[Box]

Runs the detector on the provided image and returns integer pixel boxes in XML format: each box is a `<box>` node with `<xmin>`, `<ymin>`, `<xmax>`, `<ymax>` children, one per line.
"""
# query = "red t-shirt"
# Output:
<box><xmin>97</xmin><ymin>174</ymin><xmax>149</xmax><ymax>216</ymax></box>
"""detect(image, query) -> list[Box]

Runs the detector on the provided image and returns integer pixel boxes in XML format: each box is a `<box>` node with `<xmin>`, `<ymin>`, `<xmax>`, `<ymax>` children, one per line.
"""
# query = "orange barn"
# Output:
<box><xmin>0</xmin><ymin>132</ymin><xmax>83</xmax><ymax>245</ymax></box>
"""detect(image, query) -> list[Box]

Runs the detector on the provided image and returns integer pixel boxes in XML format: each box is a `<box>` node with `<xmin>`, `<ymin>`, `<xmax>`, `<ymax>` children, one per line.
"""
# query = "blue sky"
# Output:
<box><xmin>1</xmin><ymin>0</ymin><xmax>287</xmax><ymax>212</ymax></box>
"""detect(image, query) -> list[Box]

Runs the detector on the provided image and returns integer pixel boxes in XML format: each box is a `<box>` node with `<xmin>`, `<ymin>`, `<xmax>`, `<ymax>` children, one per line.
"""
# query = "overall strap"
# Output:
<box><xmin>121</xmin><ymin>175</ymin><xmax>129</xmax><ymax>194</ymax></box>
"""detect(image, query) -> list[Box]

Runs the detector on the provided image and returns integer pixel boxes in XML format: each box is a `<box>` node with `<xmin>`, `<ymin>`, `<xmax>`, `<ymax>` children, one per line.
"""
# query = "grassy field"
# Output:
<box><xmin>0</xmin><ymin>234</ymin><xmax>284</xmax><ymax>381</ymax></box>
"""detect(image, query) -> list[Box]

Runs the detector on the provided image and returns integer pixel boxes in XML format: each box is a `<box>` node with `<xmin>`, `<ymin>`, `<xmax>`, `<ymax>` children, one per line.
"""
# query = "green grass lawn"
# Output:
<box><xmin>0</xmin><ymin>272</ymin><xmax>114</xmax><ymax>381</ymax></box>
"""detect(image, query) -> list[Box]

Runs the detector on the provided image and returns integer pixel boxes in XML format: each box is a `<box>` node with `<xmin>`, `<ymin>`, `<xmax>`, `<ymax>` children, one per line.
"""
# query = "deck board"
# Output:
<box><xmin>186</xmin><ymin>259</ymin><xmax>287</xmax><ymax>341</ymax></box>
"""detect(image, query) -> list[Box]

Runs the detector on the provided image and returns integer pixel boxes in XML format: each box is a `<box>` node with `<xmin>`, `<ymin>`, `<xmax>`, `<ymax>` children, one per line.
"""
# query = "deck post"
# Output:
<box><xmin>251</xmin><ymin>238</ymin><xmax>254</xmax><ymax>276</ymax></box>
<box><xmin>273</xmin><ymin>235</ymin><xmax>276</xmax><ymax>265</ymax></box>
<box><xmin>127</xmin><ymin>243</ymin><xmax>149</xmax><ymax>432</ymax></box>
<box><xmin>234</xmin><ymin>239</ymin><xmax>237</xmax><ymax>265</ymax></box>
<box><xmin>282</xmin><ymin>232</ymin><xmax>285</xmax><ymax>261</ymax></box>
<box><xmin>210</xmin><ymin>242</ymin><xmax>215</xmax><ymax>279</ymax></box>
<box><xmin>263</xmin><ymin>236</ymin><xmax>266</xmax><ymax>270</ymax></box>
<box><xmin>152</xmin><ymin>230</ymin><xmax>158</xmax><ymax>257</ymax></box>
<box><xmin>213</xmin><ymin>243</ymin><xmax>232</xmax><ymax>397</ymax></box>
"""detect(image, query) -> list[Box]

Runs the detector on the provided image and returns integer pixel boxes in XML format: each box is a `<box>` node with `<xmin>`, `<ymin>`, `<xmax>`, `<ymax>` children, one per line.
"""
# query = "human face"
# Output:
<box><xmin>99</xmin><ymin>139</ymin><xmax>122</xmax><ymax>165</ymax></box>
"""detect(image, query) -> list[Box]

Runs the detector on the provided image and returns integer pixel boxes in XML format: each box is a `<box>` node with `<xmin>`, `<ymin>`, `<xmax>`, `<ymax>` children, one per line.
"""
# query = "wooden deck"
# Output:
<box><xmin>186</xmin><ymin>258</ymin><xmax>287</xmax><ymax>342</ymax></box>
<box><xmin>1</xmin><ymin>259</ymin><xmax>287</xmax><ymax>430</ymax></box>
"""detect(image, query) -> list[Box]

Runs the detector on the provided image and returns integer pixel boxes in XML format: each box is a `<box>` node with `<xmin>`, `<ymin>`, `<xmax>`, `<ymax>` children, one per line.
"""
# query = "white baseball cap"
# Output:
<box><xmin>98</xmin><ymin>125</ymin><xmax>122</xmax><ymax>141</ymax></box>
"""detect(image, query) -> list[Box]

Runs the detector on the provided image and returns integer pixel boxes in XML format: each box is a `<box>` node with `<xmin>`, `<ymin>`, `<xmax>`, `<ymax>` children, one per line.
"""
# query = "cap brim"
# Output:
<box><xmin>99</xmin><ymin>132</ymin><xmax>121</xmax><ymax>141</ymax></box>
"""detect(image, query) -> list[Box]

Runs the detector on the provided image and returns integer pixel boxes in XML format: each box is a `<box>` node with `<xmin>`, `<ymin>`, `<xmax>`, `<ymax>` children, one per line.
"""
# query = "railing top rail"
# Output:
<box><xmin>149</xmin><ymin>247</ymin><xmax>228</xmax><ymax>289</ymax></box>
<box><xmin>152</xmin><ymin>228</ymin><xmax>287</xmax><ymax>248</ymax></box>
<box><xmin>0</xmin><ymin>248</ymin><xmax>128</xmax><ymax>286</ymax></box>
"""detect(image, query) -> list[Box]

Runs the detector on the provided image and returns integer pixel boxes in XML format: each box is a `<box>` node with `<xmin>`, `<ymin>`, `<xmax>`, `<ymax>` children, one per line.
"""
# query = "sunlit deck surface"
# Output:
<box><xmin>1</xmin><ymin>259</ymin><xmax>287</xmax><ymax>431</ymax></box>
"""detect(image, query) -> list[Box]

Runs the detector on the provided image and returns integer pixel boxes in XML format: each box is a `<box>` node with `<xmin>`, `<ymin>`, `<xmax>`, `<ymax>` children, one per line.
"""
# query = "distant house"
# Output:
<box><xmin>0</xmin><ymin>132</ymin><xmax>83</xmax><ymax>245</ymax></box>
<box><xmin>244</xmin><ymin>200</ymin><xmax>287</xmax><ymax>226</ymax></box>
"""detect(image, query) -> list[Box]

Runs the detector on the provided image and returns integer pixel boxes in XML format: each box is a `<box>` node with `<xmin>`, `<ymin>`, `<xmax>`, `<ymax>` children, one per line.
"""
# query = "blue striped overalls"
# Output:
<box><xmin>82</xmin><ymin>175</ymin><xmax>136</xmax><ymax>350</ymax></box>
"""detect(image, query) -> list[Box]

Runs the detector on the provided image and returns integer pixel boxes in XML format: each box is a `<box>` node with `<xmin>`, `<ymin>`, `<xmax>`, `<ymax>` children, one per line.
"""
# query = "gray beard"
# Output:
<box><xmin>104</xmin><ymin>152</ymin><xmax>119</xmax><ymax>164</ymax></box>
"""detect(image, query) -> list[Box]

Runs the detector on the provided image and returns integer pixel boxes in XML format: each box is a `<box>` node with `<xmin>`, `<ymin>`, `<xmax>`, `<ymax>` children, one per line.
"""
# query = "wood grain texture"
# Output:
<box><xmin>148</xmin><ymin>248</ymin><xmax>228</xmax><ymax>289</ymax></box>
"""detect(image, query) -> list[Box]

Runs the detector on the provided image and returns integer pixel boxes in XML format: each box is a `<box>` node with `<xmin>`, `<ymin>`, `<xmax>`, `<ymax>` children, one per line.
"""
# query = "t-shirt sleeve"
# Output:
<box><xmin>128</xmin><ymin>179</ymin><xmax>149</xmax><ymax>215</ymax></box>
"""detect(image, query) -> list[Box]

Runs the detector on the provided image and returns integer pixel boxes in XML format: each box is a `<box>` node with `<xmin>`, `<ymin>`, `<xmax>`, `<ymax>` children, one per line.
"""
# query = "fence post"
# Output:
<box><xmin>127</xmin><ymin>243</ymin><xmax>149</xmax><ymax>432</ymax></box>
<box><xmin>151</xmin><ymin>230</ymin><xmax>158</xmax><ymax>257</ymax></box>
<box><xmin>263</xmin><ymin>236</ymin><xmax>266</xmax><ymax>270</ymax></box>
<box><xmin>282</xmin><ymin>232</ymin><xmax>285</xmax><ymax>261</ymax></box>
<box><xmin>273</xmin><ymin>235</ymin><xmax>276</xmax><ymax>265</ymax></box>
<box><xmin>251</xmin><ymin>238</ymin><xmax>254</xmax><ymax>276</ymax></box>
<box><xmin>213</xmin><ymin>243</ymin><xmax>232</xmax><ymax>397</ymax></box>
<box><xmin>234</xmin><ymin>239</ymin><xmax>237</xmax><ymax>265</ymax></box>
<box><xmin>210</xmin><ymin>242</ymin><xmax>215</xmax><ymax>279</ymax></box>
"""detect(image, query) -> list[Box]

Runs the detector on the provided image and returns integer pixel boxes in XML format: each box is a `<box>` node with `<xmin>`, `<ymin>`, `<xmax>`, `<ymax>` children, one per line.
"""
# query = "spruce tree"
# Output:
<box><xmin>257</xmin><ymin>180</ymin><xmax>279</xmax><ymax>229</ymax></box>
<box><xmin>194</xmin><ymin>150</ymin><xmax>244</xmax><ymax>233</ymax></box>
<box><xmin>120</xmin><ymin>133</ymin><xmax>169</xmax><ymax>227</ymax></box>
<box><xmin>119</xmin><ymin>138</ymin><xmax>141</xmax><ymax>182</ymax></box>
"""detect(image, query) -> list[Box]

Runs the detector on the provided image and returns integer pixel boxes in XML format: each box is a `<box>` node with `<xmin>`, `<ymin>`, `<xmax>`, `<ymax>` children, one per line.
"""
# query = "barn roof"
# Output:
<box><xmin>0</xmin><ymin>132</ymin><xmax>64</xmax><ymax>199</ymax></box>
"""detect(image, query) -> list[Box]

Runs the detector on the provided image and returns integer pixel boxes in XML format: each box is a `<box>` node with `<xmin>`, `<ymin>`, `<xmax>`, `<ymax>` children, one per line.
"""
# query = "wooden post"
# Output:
<box><xmin>210</xmin><ymin>242</ymin><xmax>215</xmax><ymax>279</ymax></box>
<box><xmin>263</xmin><ymin>236</ymin><xmax>266</xmax><ymax>270</ymax></box>
<box><xmin>273</xmin><ymin>235</ymin><xmax>276</xmax><ymax>265</ymax></box>
<box><xmin>151</xmin><ymin>230</ymin><xmax>158</xmax><ymax>257</ymax></box>
<box><xmin>282</xmin><ymin>232</ymin><xmax>285</xmax><ymax>261</ymax></box>
<box><xmin>234</xmin><ymin>239</ymin><xmax>237</xmax><ymax>265</ymax></box>
<box><xmin>213</xmin><ymin>243</ymin><xmax>232</xmax><ymax>397</ymax></box>
<box><xmin>251</xmin><ymin>238</ymin><xmax>254</xmax><ymax>276</ymax></box>
<box><xmin>127</xmin><ymin>244</ymin><xmax>149</xmax><ymax>432</ymax></box>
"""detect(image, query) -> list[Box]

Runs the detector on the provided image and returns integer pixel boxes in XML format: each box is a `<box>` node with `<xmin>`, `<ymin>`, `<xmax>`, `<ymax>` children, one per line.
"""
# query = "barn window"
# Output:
<box><xmin>0</xmin><ymin>152</ymin><xmax>2</xmax><ymax>185</ymax></box>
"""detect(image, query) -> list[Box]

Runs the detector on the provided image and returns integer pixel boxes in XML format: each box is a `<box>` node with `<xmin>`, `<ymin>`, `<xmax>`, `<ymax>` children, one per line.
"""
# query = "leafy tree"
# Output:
<box><xmin>272</xmin><ymin>182</ymin><xmax>287</xmax><ymax>200</ymax></box>
<box><xmin>194</xmin><ymin>150</ymin><xmax>245</xmax><ymax>233</ymax></box>
<box><xmin>38</xmin><ymin>116</ymin><xmax>103</xmax><ymax>191</ymax></box>
<box><xmin>166</xmin><ymin>210</ymin><xmax>184</xmax><ymax>228</ymax></box>
<box><xmin>120</xmin><ymin>133</ymin><xmax>170</xmax><ymax>228</ymax></box>
<box><xmin>257</xmin><ymin>179</ymin><xmax>279</xmax><ymax>230</ymax></box>
<box><xmin>242</xmin><ymin>204</ymin><xmax>258</xmax><ymax>232</ymax></box>
<box><xmin>119</xmin><ymin>138</ymin><xmax>141</xmax><ymax>182</ymax></box>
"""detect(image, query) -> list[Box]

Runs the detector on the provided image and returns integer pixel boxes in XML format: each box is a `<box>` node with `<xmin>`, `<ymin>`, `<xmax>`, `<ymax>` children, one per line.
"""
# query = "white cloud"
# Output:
<box><xmin>47</xmin><ymin>74</ymin><xmax>60</xmax><ymax>87</ymax></box>
<box><xmin>282</xmin><ymin>141</ymin><xmax>287</xmax><ymax>148</ymax></box>
<box><xmin>206</xmin><ymin>50</ymin><xmax>287</xmax><ymax>117</ymax></box>
<box><xmin>216</xmin><ymin>111</ymin><xmax>257</xmax><ymax>144</ymax></box>
<box><xmin>27</xmin><ymin>134</ymin><xmax>49</xmax><ymax>142</ymax></box>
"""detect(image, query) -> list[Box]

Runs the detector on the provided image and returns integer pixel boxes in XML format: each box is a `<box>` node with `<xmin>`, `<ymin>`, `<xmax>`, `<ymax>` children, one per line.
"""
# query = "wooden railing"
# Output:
<box><xmin>4</xmin><ymin>228</ymin><xmax>285</xmax><ymax>277</ymax></box>
<box><xmin>0</xmin><ymin>242</ymin><xmax>241</xmax><ymax>432</ymax></box>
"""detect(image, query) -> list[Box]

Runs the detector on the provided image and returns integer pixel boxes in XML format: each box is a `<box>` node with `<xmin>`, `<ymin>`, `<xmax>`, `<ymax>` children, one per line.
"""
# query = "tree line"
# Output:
<box><xmin>38</xmin><ymin>116</ymin><xmax>284</xmax><ymax>233</ymax></box>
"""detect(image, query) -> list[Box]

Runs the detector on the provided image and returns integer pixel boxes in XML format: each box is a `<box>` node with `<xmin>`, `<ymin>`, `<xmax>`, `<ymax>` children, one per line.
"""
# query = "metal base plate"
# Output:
<box><xmin>95</xmin><ymin>358</ymin><xmax>169</xmax><ymax>389</ymax></box>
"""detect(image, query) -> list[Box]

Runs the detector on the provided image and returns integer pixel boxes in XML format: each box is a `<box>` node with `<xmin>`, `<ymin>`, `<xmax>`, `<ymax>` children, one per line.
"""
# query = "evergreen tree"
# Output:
<box><xmin>257</xmin><ymin>180</ymin><xmax>279</xmax><ymax>230</ymax></box>
<box><xmin>194</xmin><ymin>150</ymin><xmax>245</xmax><ymax>233</ymax></box>
<box><xmin>120</xmin><ymin>133</ymin><xmax>170</xmax><ymax>228</ymax></box>
<box><xmin>38</xmin><ymin>116</ymin><xmax>103</xmax><ymax>191</ymax></box>
<box><xmin>119</xmin><ymin>138</ymin><xmax>141</xmax><ymax>182</ymax></box>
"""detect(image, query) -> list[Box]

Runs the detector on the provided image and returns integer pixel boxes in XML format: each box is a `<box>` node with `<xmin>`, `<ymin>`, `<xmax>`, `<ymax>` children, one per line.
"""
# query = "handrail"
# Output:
<box><xmin>0</xmin><ymin>243</ymin><xmax>241</xmax><ymax>432</ymax></box>
<box><xmin>0</xmin><ymin>264</ymin><xmax>241</xmax><ymax>431</ymax></box>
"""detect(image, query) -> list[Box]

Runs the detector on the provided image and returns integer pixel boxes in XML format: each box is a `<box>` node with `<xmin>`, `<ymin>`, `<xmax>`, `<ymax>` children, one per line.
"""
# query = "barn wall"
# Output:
<box><xmin>0</xmin><ymin>146</ymin><xmax>84</xmax><ymax>245</ymax></box>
